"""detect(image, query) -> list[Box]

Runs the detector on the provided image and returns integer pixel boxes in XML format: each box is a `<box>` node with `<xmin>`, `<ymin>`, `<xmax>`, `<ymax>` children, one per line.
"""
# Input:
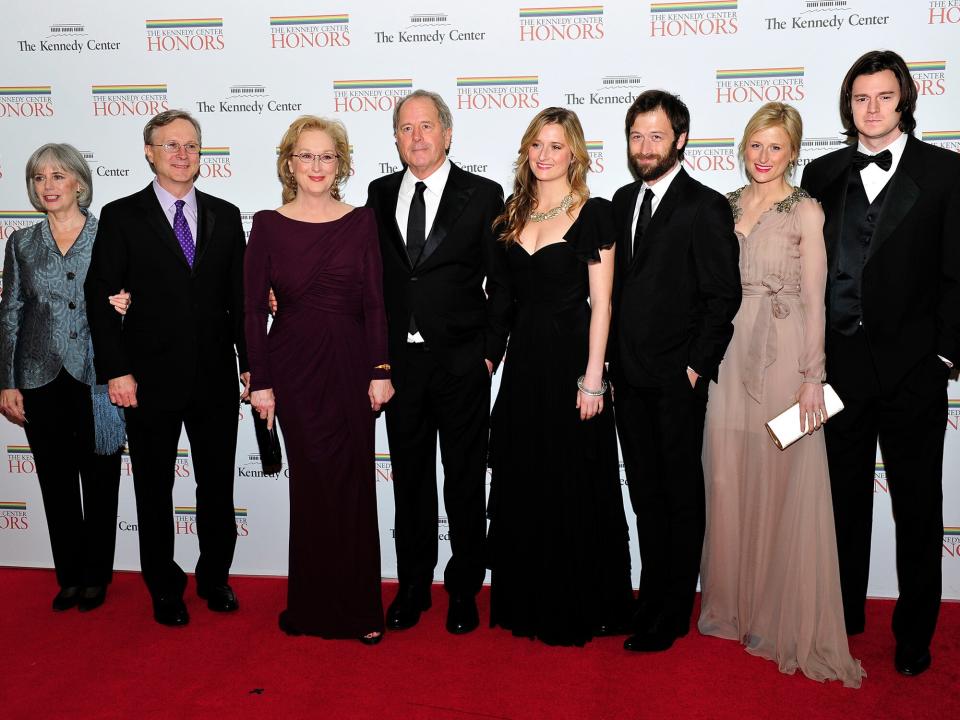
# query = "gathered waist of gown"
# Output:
<box><xmin>740</xmin><ymin>274</ymin><xmax>800</xmax><ymax>404</ymax></box>
<box><xmin>277</xmin><ymin>296</ymin><xmax>363</xmax><ymax>320</ymax></box>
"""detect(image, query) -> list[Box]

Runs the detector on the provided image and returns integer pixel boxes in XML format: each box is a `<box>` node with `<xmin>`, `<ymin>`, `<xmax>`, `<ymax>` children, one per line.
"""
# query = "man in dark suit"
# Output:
<box><xmin>801</xmin><ymin>50</ymin><xmax>960</xmax><ymax>677</ymax></box>
<box><xmin>366</xmin><ymin>90</ymin><xmax>510</xmax><ymax>634</ymax></box>
<box><xmin>85</xmin><ymin>110</ymin><xmax>249</xmax><ymax>626</ymax></box>
<box><xmin>610</xmin><ymin>90</ymin><xmax>741</xmax><ymax>652</ymax></box>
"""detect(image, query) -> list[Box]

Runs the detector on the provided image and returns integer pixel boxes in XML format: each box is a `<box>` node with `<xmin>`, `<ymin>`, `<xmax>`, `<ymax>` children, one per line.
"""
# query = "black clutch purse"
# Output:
<box><xmin>251</xmin><ymin>410</ymin><xmax>282</xmax><ymax>475</ymax></box>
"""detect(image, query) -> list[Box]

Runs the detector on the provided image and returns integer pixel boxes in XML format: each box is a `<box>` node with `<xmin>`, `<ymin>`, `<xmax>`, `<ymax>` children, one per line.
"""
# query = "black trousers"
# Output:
<box><xmin>614</xmin><ymin>373</ymin><xmax>709</xmax><ymax>630</ymax></box>
<box><xmin>124</xmin><ymin>398</ymin><xmax>239</xmax><ymax>599</ymax></box>
<box><xmin>825</xmin><ymin>329</ymin><xmax>946</xmax><ymax>654</ymax></box>
<box><xmin>21</xmin><ymin>369</ymin><xmax>121</xmax><ymax>589</ymax></box>
<box><xmin>385</xmin><ymin>344</ymin><xmax>491</xmax><ymax>596</ymax></box>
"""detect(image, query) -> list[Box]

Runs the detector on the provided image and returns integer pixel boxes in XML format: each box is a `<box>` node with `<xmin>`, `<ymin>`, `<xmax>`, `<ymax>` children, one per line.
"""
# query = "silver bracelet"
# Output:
<box><xmin>577</xmin><ymin>375</ymin><xmax>607</xmax><ymax>397</ymax></box>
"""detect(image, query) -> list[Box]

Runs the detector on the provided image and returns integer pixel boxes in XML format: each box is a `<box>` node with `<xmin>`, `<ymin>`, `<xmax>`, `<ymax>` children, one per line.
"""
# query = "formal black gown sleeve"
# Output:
<box><xmin>243</xmin><ymin>211</ymin><xmax>273</xmax><ymax>392</ymax></box>
<box><xmin>564</xmin><ymin>196</ymin><xmax>616</xmax><ymax>263</ymax></box>
<box><xmin>358</xmin><ymin>208</ymin><xmax>391</xmax><ymax>380</ymax></box>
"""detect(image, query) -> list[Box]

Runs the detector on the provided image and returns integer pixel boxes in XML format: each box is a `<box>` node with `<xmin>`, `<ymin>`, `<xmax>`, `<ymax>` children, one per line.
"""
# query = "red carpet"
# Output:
<box><xmin>2</xmin><ymin>568</ymin><xmax>957</xmax><ymax>719</ymax></box>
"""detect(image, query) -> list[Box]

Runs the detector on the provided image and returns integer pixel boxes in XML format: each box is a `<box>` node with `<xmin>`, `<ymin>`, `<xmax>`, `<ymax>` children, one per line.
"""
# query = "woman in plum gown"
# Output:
<box><xmin>698</xmin><ymin>102</ymin><xmax>863</xmax><ymax>687</ymax></box>
<box><xmin>487</xmin><ymin>107</ymin><xmax>634</xmax><ymax>646</ymax></box>
<box><xmin>246</xmin><ymin>116</ymin><xmax>394</xmax><ymax>644</ymax></box>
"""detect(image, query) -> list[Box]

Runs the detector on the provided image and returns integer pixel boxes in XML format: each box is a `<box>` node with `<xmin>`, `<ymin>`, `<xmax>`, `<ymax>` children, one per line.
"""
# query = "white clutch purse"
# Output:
<box><xmin>765</xmin><ymin>383</ymin><xmax>844</xmax><ymax>450</ymax></box>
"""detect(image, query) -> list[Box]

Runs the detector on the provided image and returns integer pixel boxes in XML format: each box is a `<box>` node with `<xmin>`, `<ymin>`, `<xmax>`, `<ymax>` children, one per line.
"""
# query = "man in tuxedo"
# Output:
<box><xmin>801</xmin><ymin>50</ymin><xmax>960</xmax><ymax>676</ymax></box>
<box><xmin>85</xmin><ymin>110</ymin><xmax>249</xmax><ymax>626</ymax></box>
<box><xmin>610</xmin><ymin>90</ymin><xmax>741</xmax><ymax>652</ymax></box>
<box><xmin>366</xmin><ymin>90</ymin><xmax>510</xmax><ymax>634</ymax></box>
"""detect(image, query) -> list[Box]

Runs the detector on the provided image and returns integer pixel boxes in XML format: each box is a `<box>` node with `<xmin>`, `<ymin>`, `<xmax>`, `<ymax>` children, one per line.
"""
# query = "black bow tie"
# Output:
<box><xmin>852</xmin><ymin>149</ymin><xmax>893</xmax><ymax>172</ymax></box>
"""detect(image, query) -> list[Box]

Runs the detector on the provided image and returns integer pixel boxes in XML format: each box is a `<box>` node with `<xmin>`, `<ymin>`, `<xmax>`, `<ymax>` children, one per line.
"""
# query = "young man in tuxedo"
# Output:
<box><xmin>610</xmin><ymin>90</ymin><xmax>741</xmax><ymax>652</ymax></box>
<box><xmin>801</xmin><ymin>50</ymin><xmax>960</xmax><ymax>676</ymax></box>
<box><xmin>366</xmin><ymin>90</ymin><xmax>510</xmax><ymax>634</ymax></box>
<box><xmin>85</xmin><ymin>110</ymin><xmax>249</xmax><ymax>626</ymax></box>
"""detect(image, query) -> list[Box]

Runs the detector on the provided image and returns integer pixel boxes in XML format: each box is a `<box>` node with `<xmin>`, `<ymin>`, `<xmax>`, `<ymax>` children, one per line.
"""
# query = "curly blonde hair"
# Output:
<box><xmin>494</xmin><ymin>107</ymin><xmax>590</xmax><ymax>245</ymax></box>
<box><xmin>277</xmin><ymin>115</ymin><xmax>351</xmax><ymax>203</ymax></box>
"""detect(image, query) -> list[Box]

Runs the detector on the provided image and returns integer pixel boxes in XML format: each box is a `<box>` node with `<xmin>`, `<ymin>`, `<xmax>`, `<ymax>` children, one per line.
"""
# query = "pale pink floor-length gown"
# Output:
<box><xmin>699</xmin><ymin>186</ymin><xmax>864</xmax><ymax>688</ymax></box>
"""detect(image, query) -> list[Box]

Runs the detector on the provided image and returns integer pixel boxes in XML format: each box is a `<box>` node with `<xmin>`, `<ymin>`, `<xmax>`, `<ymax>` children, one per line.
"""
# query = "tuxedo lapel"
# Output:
<box><xmin>418</xmin><ymin>164</ymin><xmax>473</xmax><ymax>267</ymax></box>
<box><xmin>192</xmin><ymin>190</ymin><xmax>217</xmax><ymax>272</ymax></box>
<box><xmin>137</xmin><ymin>185</ymin><xmax>192</xmax><ymax>271</ymax></box>
<box><xmin>631</xmin><ymin>169</ymin><xmax>685</xmax><ymax>270</ymax></box>
<box><xmin>810</xmin><ymin>145</ymin><xmax>855</xmax><ymax>275</ymax></box>
<box><xmin>868</xmin><ymin>137</ymin><xmax>921</xmax><ymax>263</ymax></box>
<box><xmin>380</xmin><ymin>173</ymin><xmax>410</xmax><ymax>268</ymax></box>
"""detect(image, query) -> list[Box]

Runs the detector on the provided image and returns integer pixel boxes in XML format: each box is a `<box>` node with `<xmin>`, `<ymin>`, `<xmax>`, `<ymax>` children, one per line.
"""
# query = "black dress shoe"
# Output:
<box><xmin>624</xmin><ymin>613</ymin><xmax>686</xmax><ymax>652</ymax></box>
<box><xmin>594</xmin><ymin>620</ymin><xmax>630</xmax><ymax>637</ymax></box>
<box><xmin>197</xmin><ymin>584</ymin><xmax>239</xmax><ymax>612</ymax></box>
<box><xmin>78</xmin><ymin>585</ymin><xmax>107</xmax><ymax>612</ymax></box>
<box><xmin>386</xmin><ymin>585</ymin><xmax>432</xmax><ymax>630</ymax></box>
<box><xmin>446</xmin><ymin>594</ymin><xmax>479</xmax><ymax>634</ymax></box>
<box><xmin>153</xmin><ymin>595</ymin><xmax>190</xmax><ymax>626</ymax></box>
<box><xmin>52</xmin><ymin>586</ymin><xmax>81</xmax><ymax>612</ymax></box>
<box><xmin>359</xmin><ymin>631</ymin><xmax>384</xmax><ymax>646</ymax></box>
<box><xmin>278</xmin><ymin>610</ymin><xmax>302</xmax><ymax>636</ymax></box>
<box><xmin>895</xmin><ymin>647</ymin><xmax>932</xmax><ymax>676</ymax></box>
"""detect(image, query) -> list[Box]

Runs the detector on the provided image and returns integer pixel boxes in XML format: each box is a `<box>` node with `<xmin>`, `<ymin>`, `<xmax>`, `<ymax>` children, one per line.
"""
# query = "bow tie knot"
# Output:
<box><xmin>852</xmin><ymin>149</ymin><xmax>892</xmax><ymax>172</ymax></box>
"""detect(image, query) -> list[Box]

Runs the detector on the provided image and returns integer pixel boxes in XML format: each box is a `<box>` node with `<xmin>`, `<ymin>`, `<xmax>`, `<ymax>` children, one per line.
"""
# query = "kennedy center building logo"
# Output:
<box><xmin>799</xmin><ymin>135</ymin><xmax>847</xmax><ymax>169</ymax></box>
<box><xmin>92</xmin><ymin>85</ymin><xmax>169</xmax><ymax>117</ymax></box>
<box><xmin>763</xmin><ymin>1</ymin><xmax>891</xmax><ymax>31</ymax></box>
<box><xmin>519</xmin><ymin>6</ymin><xmax>605</xmax><ymax>41</ymax></box>
<box><xmin>649</xmin><ymin>1</ymin><xmax>738</xmax><ymax>37</ymax></box>
<box><xmin>145</xmin><ymin>18</ymin><xmax>224</xmax><ymax>51</ymax></box>
<box><xmin>715</xmin><ymin>67</ymin><xmax>805</xmax><ymax>104</ymax></box>
<box><xmin>457</xmin><ymin>77</ymin><xmax>540</xmax><ymax>111</ymax></box>
<box><xmin>16</xmin><ymin>22</ymin><xmax>121</xmax><ymax>54</ymax></box>
<box><xmin>0</xmin><ymin>86</ymin><xmax>54</xmax><ymax>118</ymax></box>
<box><xmin>269</xmin><ymin>15</ymin><xmax>350</xmax><ymax>49</ymax></box>
<box><xmin>373</xmin><ymin>11</ymin><xmax>487</xmax><ymax>44</ymax></box>
<box><xmin>333</xmin><ymin>79</ymin><xmax>412</xmax><ymax>113</ymax></box>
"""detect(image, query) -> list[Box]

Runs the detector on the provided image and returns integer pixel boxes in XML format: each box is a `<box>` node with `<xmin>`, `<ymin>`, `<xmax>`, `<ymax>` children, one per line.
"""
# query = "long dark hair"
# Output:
<box><xmin>839</xmin><ymin>49</ymin><xmax>917</xmax><ymax>140</ymax></box>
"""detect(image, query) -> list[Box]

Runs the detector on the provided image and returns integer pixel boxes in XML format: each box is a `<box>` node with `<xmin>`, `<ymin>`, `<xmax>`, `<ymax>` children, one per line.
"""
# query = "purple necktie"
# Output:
<box><xmin>173</xmin><ymin>199</ymin><xmax>196</xmax><ymax>267</ymax></box>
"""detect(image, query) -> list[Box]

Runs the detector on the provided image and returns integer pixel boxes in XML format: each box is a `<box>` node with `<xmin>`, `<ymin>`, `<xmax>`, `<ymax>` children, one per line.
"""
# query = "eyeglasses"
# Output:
<box><xmin>292</xmin><ymin>152</ymin><xmax>339</xmax><ymax>166</ymax></box>
<box><xmin>150</xmin><ymin>142</ymin><xmax>201</xmax><ymax>155</ymax></box>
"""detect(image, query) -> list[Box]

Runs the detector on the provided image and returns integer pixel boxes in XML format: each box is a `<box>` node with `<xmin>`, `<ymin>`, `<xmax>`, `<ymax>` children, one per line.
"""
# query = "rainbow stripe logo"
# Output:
<box><xmin>519</xmin><ymin>6</ymin><xmax>603</xmax><ymax>17</ymax></box>
<box><xmin>201</xmin><ymin>147</ymin><xmax>230</xmax><ymax>157</ymax></box>
<box><xmin>0</xmin><ymin>501</ymin><xmax>27</xmax><ymax>511</ymax></box>
<box><xmin>716</xmin><ymin>67</ymin><xmax>803</xmax><ymax>80</ymax></box>
<box><xmin>586</xmin><ymin>141</ymin><xmax>603</xmax><ymax>151</ymax></box>
<box><xmin>146</xmin><ymin>18</ymin><xmax>223</xmax><ymax>29</ymax></box>
<box><xmin>0</xmin><ymin>211</ymin><xmax>44</xmax><ymax>220</ymax></box>
<box><xmin>456</xmin><ymin>76</ymin><xmax>539</xmax><ymax>87</ymax></box>
<box><xmin>270</xmin><ymin>15</ymin><xmax>349</xmax><ymax>26</ymax></box>
<box><xmin>0</xmin><ymin>86</ymin><xmax>51</xmax><ymax>96</ymax></box>
<box><xmin>6</xmin><ymin>445</ymin><xmax>32</xmax><ymax>454</ymax></box>
<box><xmin>687</xmin><ymin>138</ymin><xmax>735</xmax><ymax>148</ymax></box>
<box><xmin>907</xmin><ymin>61</ymin><xmax>946</xmax><ymax>73</ymax></box>
<box><xmin>874</xmin><ymin>462</ymin><xmax>885</xmax><ymax>475</ymax></box>
<box><xmin>333</xmin><ymin>79</ymin><xmax>412</xmax><ymax>90</ymax></box>
<box><xmin>651</xmin><ymin>1</ymin><xmax>736</xmax><ymax>12</ymax></box>
<box><xmin>92</xmin><ymin>85</ymin><xmax>168</xmax><ymax>95</ymax></box>
<box><xmin>375</xmin><ymin>453</ymin><xmax>391</xmax><ymax>462</ymax></box>
<box><xmin>945</xmin><ymin>527</ymin><xmax>960</xmax><ymax>536</ymax></box>
<box><xmin>923</xmin><ymin>131</ymin><xmax>960</xmax><ymax>142</ymax></box>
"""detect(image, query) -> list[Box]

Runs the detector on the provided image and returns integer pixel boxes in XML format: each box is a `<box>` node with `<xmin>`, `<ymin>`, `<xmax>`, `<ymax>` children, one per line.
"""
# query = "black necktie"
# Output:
<box><xmin>852</xmin><ymin>149</ymin><xmax>892</xmax><ymax>172</ymax></box>
<box><xmin>406</xmin><ymin>181</ymin><xmax>427</xmax><ymax>333</ymax></box>
<box><xmin>632</xmin><ymin>188</ymin><xmax>653</xmax><ymax>259</ymax></box>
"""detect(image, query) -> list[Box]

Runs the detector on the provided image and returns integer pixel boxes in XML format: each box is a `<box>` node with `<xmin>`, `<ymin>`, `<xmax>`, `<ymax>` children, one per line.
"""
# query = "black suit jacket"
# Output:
<box><xmin>84</xmin><ymin>183</ymin><xmax>248</xmax><ymax>410</ymax></box>
<box><xmin>800</xmin><ymin>135</ymin><xmax>960</xmax><ymax>389</ymax></box>
<box><xmin>366</xmin><ymin>162</ymin><xmax>510</xmax><ymax>376</ymax></box>
<box><xmin>609</xmin><ymin>168</ymin><xmax>741</xmax><ymax>387</ymax></box>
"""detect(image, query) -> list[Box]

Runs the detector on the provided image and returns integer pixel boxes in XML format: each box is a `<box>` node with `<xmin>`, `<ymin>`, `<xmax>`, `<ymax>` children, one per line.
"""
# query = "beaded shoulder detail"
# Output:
<box><xmin>727</xmin><ymin>185</ymin><xmax>811</xmax><ymax>222</ymax></box>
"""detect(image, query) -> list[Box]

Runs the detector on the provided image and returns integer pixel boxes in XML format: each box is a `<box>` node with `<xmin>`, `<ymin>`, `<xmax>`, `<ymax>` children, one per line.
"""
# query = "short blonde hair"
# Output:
<box><xmin>277</xmin><ymin>116</ymin><xmax>351</xmax><ymax>203</ymax></box>
<box><xmin>738</xmin><ymin>102</ymin><xmax>803</xmax><ymax>174</ymax></box>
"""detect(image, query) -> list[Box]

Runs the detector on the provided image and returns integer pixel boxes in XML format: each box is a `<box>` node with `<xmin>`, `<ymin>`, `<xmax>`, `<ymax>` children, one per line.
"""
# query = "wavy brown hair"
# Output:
<box><xmin>494</xmin><ymin>107</ymin><xmax>590</xmax><ymax>245</ymax></box>
<box><xmin>277</xmin><ymin>115</ymin><xmax>351</xmax><ymax>203</ymax></box>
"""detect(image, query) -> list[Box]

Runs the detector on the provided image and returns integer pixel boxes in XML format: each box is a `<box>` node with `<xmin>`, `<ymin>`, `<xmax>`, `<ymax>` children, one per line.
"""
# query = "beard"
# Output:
<box><xmin>630</xmin><ymin>142</ymin><xmax>681</xmax><ymax>182</ymax></box>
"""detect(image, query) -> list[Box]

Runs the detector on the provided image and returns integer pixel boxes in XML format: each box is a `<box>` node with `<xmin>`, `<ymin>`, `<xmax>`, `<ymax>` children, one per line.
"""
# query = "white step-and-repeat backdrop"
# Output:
<box><xmin>1</xmin><ymin>0</ymin><xmax>958</xmax><ymax>597</ymax></box>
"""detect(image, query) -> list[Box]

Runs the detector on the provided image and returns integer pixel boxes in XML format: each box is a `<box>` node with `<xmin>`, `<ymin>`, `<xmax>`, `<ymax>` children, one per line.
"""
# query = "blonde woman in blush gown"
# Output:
<box><xmin>698</xmin><ymin>102</ymin><xmax>864</xmax><ymax>687</ymax></box>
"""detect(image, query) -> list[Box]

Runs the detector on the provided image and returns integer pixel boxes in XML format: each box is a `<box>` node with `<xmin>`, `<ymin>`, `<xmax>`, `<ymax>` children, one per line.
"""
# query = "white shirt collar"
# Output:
<box><xmin>152</xmin><ymin>177</ymin><xmax>197</xmax><ymax>212</ymax></box>
<box><xmin>401</xmin><ymin>158</ymin><xmax>451</xmax><ymax>197</ymax></box>
<box><xmin>643</xmin><ymin>161</ymin><xmax>683</xmax><ymax>199</ymax></box>
<box><xmin>857</xmin><ymin>131</ymin><xmax>908</xmax><ymax>168</ymax></box>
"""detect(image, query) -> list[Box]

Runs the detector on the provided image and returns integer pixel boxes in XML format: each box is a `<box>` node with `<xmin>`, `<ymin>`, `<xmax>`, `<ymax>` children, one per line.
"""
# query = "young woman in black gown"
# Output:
<box><xmin>246</xmin><ymin>116</ymin><xmax>394</xmax><ymax>644</ymax></box>
<box><xmin>487</xmin><ymin>107</ymin><xmax>634</xmax><ymax>646</ymax></box>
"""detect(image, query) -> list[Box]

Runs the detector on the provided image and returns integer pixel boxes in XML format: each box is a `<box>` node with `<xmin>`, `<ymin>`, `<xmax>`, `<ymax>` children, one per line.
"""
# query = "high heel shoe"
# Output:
<box><xmin>359</xmin><ymin>631</ymin><xmax>383</xmax><ymax>646</ymax></box>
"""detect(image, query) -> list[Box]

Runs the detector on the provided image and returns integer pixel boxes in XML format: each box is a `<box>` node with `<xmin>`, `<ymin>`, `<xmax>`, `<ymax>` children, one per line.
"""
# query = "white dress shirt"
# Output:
<box><xmin>630</xmin><ymin>161</ymin><xmax>683</xmax><ymax>237</ymax></box>
<box><xmin>858</xmin><ymin>131</ymin><xmax>907</xmax><ymax>204</ymax></box>
<box><xmin>395</xmin><ymin>159</ymin><xmax>452</xmax><ymax>342</ymax></box>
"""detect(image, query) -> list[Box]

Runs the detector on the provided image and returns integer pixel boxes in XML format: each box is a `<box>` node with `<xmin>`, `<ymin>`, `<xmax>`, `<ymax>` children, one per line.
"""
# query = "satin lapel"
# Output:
<box><xmin>138</xmin><ymin>186</ymin><xmax>191</xmax><ymax>271</ymax></box>
<box><xmin>192</xmin><ymin>191</ymin><xmax>216</xmax><ymax>273</ymax></box>
<box><xmin>819</xmin><ymin>163</ymin><xmax>852</xmax><ymax>277</ymax></box>
<box><xmin>417</xmin><ymin>165</ymin><xmax>473</xmax><ymax>267</ymax></box>
<box><xmin>867</xmin><ymin>138</ymin><xmax>921</xmax><ymax>263</ymax></box>
<box><xmin>631</xmin><ymin>170</ymin><xmax>685</xmax><ymax>270</ymax></box>
<box><xmin>381</xmin><ymin>174</ymin><xmax>410</xmax><ymax>268</ymax></box>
